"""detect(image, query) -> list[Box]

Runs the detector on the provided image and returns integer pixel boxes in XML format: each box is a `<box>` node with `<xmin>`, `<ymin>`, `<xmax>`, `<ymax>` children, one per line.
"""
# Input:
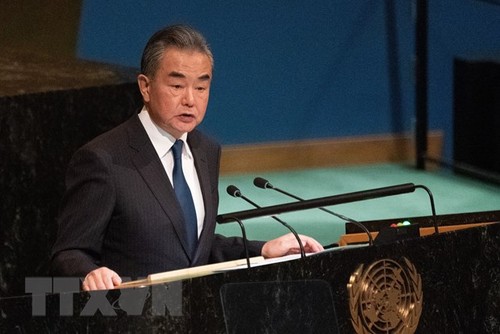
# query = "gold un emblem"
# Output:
<box><xmin>347</xmin><ymin>257</ymin><xmax>423</xmax><ymax>334</ymax></box>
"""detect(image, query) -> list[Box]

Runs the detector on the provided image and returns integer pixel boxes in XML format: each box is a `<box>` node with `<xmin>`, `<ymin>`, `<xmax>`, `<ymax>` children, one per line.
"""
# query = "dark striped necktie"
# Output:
<box><xmin>171</xmin><ymin>139</ymin><xmax>198</xmax><ymax>258</ymax></box>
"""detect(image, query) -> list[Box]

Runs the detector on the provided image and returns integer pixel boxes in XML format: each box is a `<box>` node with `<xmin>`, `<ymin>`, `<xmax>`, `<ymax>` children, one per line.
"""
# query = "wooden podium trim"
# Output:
<box><xmin>118</xmin><ymin>256</ymin><xmax>265</xmax><ymax>289</ymax></box>
<box><xmin>338</xmin><ymin>222</ymin><xmax>495</xmax><ymax>246</ymax></box>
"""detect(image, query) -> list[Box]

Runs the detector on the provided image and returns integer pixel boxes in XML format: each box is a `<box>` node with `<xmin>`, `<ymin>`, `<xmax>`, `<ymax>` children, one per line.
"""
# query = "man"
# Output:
<box><xmin>51</xmin><ymin>24</ymin><xmax>323</xmax><ymax>291</ymax></box>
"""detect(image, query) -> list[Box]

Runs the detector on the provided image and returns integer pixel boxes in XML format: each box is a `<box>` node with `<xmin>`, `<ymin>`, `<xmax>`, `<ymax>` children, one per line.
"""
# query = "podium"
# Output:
<box><xmin>1</xmin><ymin>211</ymin><xmax>499</xmax><ymax>333</ymax></box>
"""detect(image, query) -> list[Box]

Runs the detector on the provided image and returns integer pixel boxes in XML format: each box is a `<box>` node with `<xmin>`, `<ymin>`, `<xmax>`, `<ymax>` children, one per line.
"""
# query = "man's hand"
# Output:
<box><xmin>82</xmin><ymin>267</ymin><xmax>122</xmax><ymax>291</ymax></box>
<box><xmin>261</xmin><ymin>233</ymin><xmax>324</xmax><ymax>258</ymax></box>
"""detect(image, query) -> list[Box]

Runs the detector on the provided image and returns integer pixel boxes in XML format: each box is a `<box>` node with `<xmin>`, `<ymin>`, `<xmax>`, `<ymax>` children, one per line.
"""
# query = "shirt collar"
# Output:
<box><xmin>138</xmin><ymin>106</ymin><xmax>191</xmax><ymax>159</ymax></box>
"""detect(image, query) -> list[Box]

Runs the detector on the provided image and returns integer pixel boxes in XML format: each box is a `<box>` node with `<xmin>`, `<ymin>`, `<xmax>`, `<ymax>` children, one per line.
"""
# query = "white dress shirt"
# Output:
<box><xmin>138</xmin><ymin>107</ymin><xmax>205</xmax><ymax>237</ymax></box>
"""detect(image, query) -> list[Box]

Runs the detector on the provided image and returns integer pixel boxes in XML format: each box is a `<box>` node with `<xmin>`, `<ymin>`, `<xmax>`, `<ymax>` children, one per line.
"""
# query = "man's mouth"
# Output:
<box><xmin>178</xmin><ymin>113</ymin><xmax>195</xmax><ymax>121</ymax></box>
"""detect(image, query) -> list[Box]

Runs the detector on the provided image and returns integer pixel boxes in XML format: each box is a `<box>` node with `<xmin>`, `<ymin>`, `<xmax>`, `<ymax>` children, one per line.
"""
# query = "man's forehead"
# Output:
<box><xmin>160</xmin><ymin>48</ymin><xmax>212</xmax><ymax>77</ymax></box>
<box><xmin>163</xmin><ymin>47</ymin><xmax>211</xmax><ymax>63</ymax></box>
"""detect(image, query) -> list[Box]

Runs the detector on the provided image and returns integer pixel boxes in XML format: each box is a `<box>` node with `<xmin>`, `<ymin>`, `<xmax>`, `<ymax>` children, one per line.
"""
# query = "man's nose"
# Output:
<box><xmin>182</xmin><ymin>88</ymin><xmax>195</xmax><ymax>107</ymax></box>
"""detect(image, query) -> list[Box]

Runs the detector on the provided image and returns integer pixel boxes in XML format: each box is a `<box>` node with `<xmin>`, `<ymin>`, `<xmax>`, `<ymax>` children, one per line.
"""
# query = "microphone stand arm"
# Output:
<box><xmin>272</xmin><ymin>187</ymin><xmax>374</xmax><ymax>245</ymax></box>
<box><xmin>218</xmin><ymin>183</ymin><xmax>417</xmax><ymax>223</ymax></box>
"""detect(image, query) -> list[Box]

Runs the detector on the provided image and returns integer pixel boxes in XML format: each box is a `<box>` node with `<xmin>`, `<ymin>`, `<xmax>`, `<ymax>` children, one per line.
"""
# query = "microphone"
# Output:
<box><xmin>253</xmin><ymin>177</ymin><xmax>374</xmax><ymax>245</ymax></box>
<box><xmin>226</xmin><ymin>185</ymin><xmax>306</xmax><ymax>259</ymax></box>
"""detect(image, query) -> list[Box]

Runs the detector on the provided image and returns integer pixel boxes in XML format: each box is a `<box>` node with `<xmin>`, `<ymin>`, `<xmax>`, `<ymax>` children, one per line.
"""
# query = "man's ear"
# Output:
<box><xmin>137</xmin><ymin>74</ymin><xmax>151</xmax><ymax>102</ymax></box>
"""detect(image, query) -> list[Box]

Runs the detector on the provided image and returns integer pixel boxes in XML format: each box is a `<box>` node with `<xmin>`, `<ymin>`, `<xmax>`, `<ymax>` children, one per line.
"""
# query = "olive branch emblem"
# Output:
<box><xmin>347</xmin><ymin>257</ymin><xmax>423</xmax><ymax>334</ymax></box>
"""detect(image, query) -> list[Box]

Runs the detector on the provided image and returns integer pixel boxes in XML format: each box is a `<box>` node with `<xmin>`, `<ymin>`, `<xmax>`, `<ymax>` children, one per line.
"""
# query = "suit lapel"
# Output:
<box><xmin>126</xmin><ymin>116</ymin><xmax>193</xmax><ymax>259</ymax></box>
<box><xmin>188</xmin><ymin>131</ymin><xmax>214</xmax><ymax>263</ymax></box>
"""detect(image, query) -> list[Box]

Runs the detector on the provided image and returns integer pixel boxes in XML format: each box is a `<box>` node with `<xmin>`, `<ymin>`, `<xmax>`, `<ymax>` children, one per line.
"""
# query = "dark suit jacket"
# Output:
<box><xmin>51</xmin><ymin>114</ymin><xmax>264</xmax><ymax>279</ymax></box>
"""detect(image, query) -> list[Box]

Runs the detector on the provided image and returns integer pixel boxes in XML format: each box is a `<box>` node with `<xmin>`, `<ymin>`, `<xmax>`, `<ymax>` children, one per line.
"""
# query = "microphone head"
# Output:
<box><xmin>226</xmin><ymin>185</ymin><xmax>241</xmax><ymax>197</ymax></box>
<box><xmin>253</xmin><ymin>177</ymin><xmax>273</xmax><ymax>189</ymax></box>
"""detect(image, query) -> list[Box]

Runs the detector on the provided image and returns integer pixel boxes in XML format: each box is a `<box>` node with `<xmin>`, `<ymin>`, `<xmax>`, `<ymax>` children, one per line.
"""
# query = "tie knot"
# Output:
<box><xmin>172</xmin><ymin>140</ymin><xmax>184</xmax><ymax>161</ymax></box>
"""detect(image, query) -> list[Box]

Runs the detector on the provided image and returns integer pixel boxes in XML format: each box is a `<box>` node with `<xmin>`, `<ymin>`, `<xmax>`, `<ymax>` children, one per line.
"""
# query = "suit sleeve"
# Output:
<box><xmin>50</xmin><ymin>146</ymin><xmax>115</xmax><ymax>277</ymax></box>
<box><xmin>209</xmin><ymin>234</ymin><xmax>265</xmax><ymax>263</ymax></box>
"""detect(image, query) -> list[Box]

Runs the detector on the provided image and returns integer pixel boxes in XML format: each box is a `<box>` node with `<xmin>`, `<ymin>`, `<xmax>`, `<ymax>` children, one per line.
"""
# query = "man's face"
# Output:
<box><xmin>138</xmin><ymin>47</ymin><xmax>212</xmax><ymax>138</ymax></box>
